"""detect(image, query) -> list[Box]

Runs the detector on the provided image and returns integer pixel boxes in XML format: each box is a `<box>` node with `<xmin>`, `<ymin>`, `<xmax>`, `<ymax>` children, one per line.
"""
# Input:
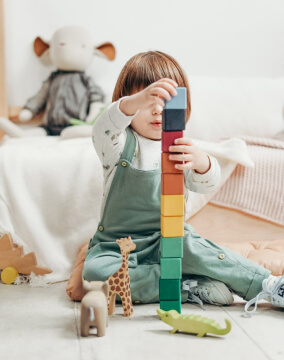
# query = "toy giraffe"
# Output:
<box><xmin>108</xmin><ymin>236</ymin><xmax>136</xmax><ymax>317</ymax></box>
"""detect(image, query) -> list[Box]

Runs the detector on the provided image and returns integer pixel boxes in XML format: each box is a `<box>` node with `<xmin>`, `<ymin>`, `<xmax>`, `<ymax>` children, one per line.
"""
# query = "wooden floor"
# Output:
<box><xmin>189</xmin><ymin>204</ymin><xmax>284</xmax><ymax>244</ymax></box>
<box><xmin>0</xmin><ymin>282</ymin><xmax>283</xmax><ymax>360</ymax></box>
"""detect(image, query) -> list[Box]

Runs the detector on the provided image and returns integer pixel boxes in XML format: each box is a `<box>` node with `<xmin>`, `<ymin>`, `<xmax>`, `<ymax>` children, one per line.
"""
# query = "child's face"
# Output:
<box><xmin>131</xmin><ymin>107</ymin><xmax>162</xmax><ymax>140</ymax></box>
<box><xmin>130</xmin><ymin>99</ymin><xmax>162</xmax><ymax>141</ymax></box>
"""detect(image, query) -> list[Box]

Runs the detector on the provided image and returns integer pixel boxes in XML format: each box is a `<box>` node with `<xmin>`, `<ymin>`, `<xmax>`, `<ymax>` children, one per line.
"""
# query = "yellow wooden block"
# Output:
<box><xmin>161</xmin><ymin>195</ymin><xmax>184</xmax><ymax>217</ymax></box>
<box><xmin>161</xmin><ymin>215</ymin><xmax>184</xmax><ymax>237</ymax></box>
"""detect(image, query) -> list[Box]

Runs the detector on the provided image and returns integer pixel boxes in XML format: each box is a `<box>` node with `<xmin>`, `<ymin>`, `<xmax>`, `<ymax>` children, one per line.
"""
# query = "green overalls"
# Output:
<box><xmin>83</xmin><ymin>128</ymin><xmax>270</xmax><ymax>303</ymax></box>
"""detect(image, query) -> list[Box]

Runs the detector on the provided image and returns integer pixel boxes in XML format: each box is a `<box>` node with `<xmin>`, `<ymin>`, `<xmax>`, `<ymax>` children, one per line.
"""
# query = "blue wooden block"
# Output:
<box><xmin>164</xmin><ymin>87</ymin><xmax>187</xmax><ymax>109</ymax></box>
<box><xmin>162</xmin><ymin>109</ymin><xmax>185</xmax><ymax>131</ymax></box>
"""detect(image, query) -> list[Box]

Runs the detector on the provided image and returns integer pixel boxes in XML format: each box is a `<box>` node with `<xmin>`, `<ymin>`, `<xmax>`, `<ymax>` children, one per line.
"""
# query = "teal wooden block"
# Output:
<box><xmin>160</xmin><ymin>258</ymin><xmax>182</xmax><ymax>279</ymax></box>
<box><xmin>164</xmin><ymin>87</ymin><xmax>187</xmax><ymax>109</ymax></box>
<box><xmin>159</xmin><ymin>278</ymin><xmax>181</xmax><ymax>300</ymax></box>
<box><xmin>161</xmin><ymin>237</ymin><xmax>183</xmax><ymax>258</ymax></box>
<box><xmin>160</xmin><ymin>300</ymin><xmax>181</xmax><ymax>313</ymax></box>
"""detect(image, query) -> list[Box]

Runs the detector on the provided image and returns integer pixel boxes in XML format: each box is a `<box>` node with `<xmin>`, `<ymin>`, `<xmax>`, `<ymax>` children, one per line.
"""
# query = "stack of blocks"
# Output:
<box><xmin>160</xmin><ymin>88</ymin><xmax>187</xmax><ymax>314</ymax></box>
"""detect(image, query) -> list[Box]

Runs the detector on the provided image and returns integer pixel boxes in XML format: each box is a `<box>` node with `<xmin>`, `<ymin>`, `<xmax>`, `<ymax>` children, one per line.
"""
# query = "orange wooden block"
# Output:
<box><xmin>161</xmin><ymin>174</ymin><xmax>184</xmax><ymax>195</ymax></box>
<box><xmin>161</xmin><ymin>153</ymin><xmax>183</xmax><ymax>174</ymax></box>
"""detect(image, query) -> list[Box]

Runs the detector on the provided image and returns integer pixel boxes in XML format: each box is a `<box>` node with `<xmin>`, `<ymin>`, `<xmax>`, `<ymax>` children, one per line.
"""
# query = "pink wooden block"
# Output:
<box><xmin>162</xmin><ymin>131</ymin><xmax>183</xmax><ymax>153</ymax></box>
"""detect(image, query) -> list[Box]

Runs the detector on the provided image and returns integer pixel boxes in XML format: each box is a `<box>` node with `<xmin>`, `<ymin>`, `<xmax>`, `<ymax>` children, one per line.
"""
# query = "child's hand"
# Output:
<box><xmin>169</xmin><ymin>138</ymin><xmax>211</xmax><ymax>174</ymax></box>
<box><xmin>119</xmin><ymin>78</ymin><xmax>178</xmax><ymax>116</ymax></box>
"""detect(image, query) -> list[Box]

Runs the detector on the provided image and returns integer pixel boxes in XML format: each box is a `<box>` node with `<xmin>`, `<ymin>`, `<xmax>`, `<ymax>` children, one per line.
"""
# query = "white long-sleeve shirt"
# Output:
<box><xmin>92</xmin><ymin>99</ymin><xmax>221</xmax><ymax>218</ymax></box>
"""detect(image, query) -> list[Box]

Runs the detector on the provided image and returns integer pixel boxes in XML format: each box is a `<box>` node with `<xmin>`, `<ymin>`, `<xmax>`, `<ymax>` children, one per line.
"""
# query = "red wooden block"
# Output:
<box><xmin>162</xmin><ymin>131</ymin><xmax>183</xmax><ymax>152</ymax></box>
<box><xmin>161</xmin><ymin>174</ymin><xmax>184</xmax><ymax>195</ymax></box>
<box><xmin>161</xmin><ymin>153</ymin><xmax>183</xmax><ymax>174</ymax></box>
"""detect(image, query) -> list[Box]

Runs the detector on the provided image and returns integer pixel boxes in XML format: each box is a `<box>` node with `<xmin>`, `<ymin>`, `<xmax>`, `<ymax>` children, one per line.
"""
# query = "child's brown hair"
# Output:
<box><xmin>112</xmin><ymin>51</ymin><xmax>191</xmax><ymax>122</ymax></box>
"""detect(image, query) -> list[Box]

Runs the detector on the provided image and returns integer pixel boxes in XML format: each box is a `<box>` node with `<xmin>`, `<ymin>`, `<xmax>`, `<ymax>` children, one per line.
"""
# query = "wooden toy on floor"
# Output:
<box><xmin>0</xmin><ymin>233</ymin><xmax>52</xmax><ymax>284</ymax></box>
<box><xmin>157</xmin><ymin>309</ymin><xmax>232</xmax><ymax>337</ymax></box>
<box><xmin>80</xmin><ymin>280</ymin><xmax>109</xmax><ymax>337</ymax></box>
<box><xmin>160</xmin><ymin>88</ymin><xmax>187</xmax><ymax>313</ymax></box>
<box><xmin>108</xmin><ymin>236</ymin><xmax>136</xmax><ymax>317</ymax></box>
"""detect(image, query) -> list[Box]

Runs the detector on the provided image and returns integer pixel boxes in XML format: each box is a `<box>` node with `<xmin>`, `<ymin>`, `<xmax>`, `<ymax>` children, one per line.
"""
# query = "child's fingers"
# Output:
<box><xmin>175</xmin><ymin>162</ymin><xmax>192</xmax><ymax>170</ymax></box>
<box><xmin>169</xmin><ymin>145</ymin><xmax>192</xmax><ymax>153</ymax></box>
<box><xmin>149</xmin><ymin>87</ymin><xmax>172</xmax><ymax>101</ymax></box>
<box><xmin>174</xmin><ymin>138</ymin><xmax>194</xmax><ymax>146</ymax></box>
<box><xmin>169</xmin><ymin>154</ymin><xmax>193</xmax><ymax>162</ymax></box>
<box><xmin>157</xmin><ymin>78</ymin><xmax>178</xmax><ymax>88</ymax></box>
<box><xmin>152</xmin><ymin>96</ymin><xmax>165</xmax><ymax>108</ymax></box>
<box><xmin>155</xmin><ymin>80</ymin><xmax>178</xmax><ymax>97</ymax></box>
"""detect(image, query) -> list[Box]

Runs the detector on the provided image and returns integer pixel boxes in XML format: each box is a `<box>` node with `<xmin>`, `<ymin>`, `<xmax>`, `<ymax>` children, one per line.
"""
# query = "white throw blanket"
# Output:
<box><xmin>0</xmin><ymin>136</ymin><xmax>253</xmax><ymax>282</ymax></box>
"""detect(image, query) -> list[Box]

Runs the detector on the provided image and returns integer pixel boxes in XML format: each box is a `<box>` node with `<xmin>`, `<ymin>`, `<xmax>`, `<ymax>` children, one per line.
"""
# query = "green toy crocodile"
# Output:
<box><xmin>157</xmin><ymin>309</ymin><xmax>231</xmax><ymax>337</ymax></box>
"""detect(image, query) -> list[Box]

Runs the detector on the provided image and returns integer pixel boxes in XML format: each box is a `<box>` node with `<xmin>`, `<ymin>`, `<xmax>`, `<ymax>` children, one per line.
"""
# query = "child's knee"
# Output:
<box><xmin>82</xmin><ymin>256</ymin><xmax>120</xmax><ymax>282</ymax></box>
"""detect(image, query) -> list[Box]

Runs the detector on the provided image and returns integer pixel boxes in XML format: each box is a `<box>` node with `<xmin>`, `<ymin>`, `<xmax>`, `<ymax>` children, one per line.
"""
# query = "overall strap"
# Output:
<box><xmin>120</xmin><ymin>127</ymin><xmax>136</xmax><ymax>163</ymax></box>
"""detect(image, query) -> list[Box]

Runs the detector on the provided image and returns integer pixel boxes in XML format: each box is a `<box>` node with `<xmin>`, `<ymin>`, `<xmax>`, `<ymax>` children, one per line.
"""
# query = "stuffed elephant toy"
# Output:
<box><xmin>0</xmin><ymin>26</ymin><xmax>115</xmax><ymax>139</ymax></box>
<box><xmin>81</xmin><ymin>279</ymin><xmax>109</xmax><ymax>337</ymax></box>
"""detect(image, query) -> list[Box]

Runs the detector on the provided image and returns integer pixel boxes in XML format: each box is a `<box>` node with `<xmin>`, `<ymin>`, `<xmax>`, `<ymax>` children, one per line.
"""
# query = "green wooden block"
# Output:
<box><xmin>159</xmin><ymin>278</ymin><xmax>181</xmax><ymax>300</ymax></box>
<box><xmin>160</xmin><ymin>258</ymin><xmax>182</xmax><ymax>279</ymax></box>
<box><xmin>160</xmin><ymin>300</ymin><xmax>181</xmax><ymax>313</ymax></box>
<box><xmin>161</xmin><ymin>236</ymin><xmax>183</xmax><ymax>258</ymax></box>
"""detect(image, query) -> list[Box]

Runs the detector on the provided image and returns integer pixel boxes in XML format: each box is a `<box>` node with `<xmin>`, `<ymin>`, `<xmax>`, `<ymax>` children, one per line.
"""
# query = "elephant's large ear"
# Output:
<box><xmin>82</xmin><ymin>279</ymin><xmax>91</xmax><ymax>293</ymax></box>
<box><xmin>33</xmin><ymin>36</ymin><xmax>52</xmax><ymax>66</ymax></box>
<box><xmin>94</xmin><ymin>42</ymin><xmax>115</xmax><ymax>61</ymax></box>
<box><xmin>102</xmin><ymin>280</ymin><xmax>109</xmax><ymax>298</ymax></box>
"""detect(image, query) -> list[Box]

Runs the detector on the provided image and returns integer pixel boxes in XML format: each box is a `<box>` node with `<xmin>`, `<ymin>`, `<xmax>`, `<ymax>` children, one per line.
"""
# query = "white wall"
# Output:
<box><xmin>4</xmin><ymin>0</ymin><xmax>284</xmax><ymax>105</ymax></box>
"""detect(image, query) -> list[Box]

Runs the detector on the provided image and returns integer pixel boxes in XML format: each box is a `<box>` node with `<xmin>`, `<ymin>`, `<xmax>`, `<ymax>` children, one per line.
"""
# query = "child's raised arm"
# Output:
<box><xmin>119</xmin><ymin>78</ymin><xmax>178</xmax><ymax>116</ymax></box>
<box><xmin>92</xmin><ymin>100</ymin><xmax>137</xmax><ymax>179</ymax></box>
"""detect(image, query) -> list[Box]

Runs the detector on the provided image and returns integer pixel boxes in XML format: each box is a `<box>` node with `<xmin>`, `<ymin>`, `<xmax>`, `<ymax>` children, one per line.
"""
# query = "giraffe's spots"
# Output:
<box><xmin>122</xmin><ymin>264</ymin><xmax>125</xmax><ymax>268</ymax></box>
<box><xmin>120</xmin><ymin>282</ymin><xmax>124</xmax><ymax>287</ymax></box>
<box><xmin>113</xmin><ymin>273</ymin><xmax>118</xmax><ymax>278</ymax></box>
<box><xmin>119</xmin><ymin>269</ymin><xmax>123</xmax><ymax>273</ymax></box>
<box><xmin>127</xmin><ymin>297</ymin><xmax>130</xmax><ymax>303</ymax></box>
<box><xmin>116</xmin><ymin>286</ymin><xmax>120</xmax><ymax>291</ymax></box>
<box><xmin>128</xmin><ymin>291</ymin><xmax>130</xmax><ymax>296</ymax></box>
<box><xmin>123</xmin><ymin>288</ymin><xmax>126</xmax><ymax>292</ymax></box>
<box><xmin>119</xmin><ymin>274</ymin><xmax>123</xmax><ymax>279</ymax></box>
<box><xmin>119</xmin><ymin>292</ymin><xmax>123</xmax><ymax>296</ymax></box>
<box><xmin>109</xmin><ymin>279</ymin><xmax>113</xmax><ymax>285</ymax></box>
<box><xmin>122</xmin><ymin>297</ymin><xmax>125</xmax><ymax>302</ymax></box>
<box><xmin>114</xmin><ymin>279</ymin><xmax>119</xmax><ymax>284</ymax></box>
<box><xmin>111</xmin><ymin>286</ymin><xmax>115</xmax><ymax>291</ymax></box>
<box><xmin>127</xmin><ymin>305</ymin><xmax>130</xmax><ymax>309</ymax></box>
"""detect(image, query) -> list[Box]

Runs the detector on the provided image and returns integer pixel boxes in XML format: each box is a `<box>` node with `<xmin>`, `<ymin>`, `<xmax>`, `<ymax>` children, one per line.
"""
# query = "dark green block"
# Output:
<box><xmin>159</xmin><ymin>278</ymin><xmax>181</xmax><ymax>300</ymax></box>
<box><xmin>160</xmin><ymin>300</ymin><xmax>181</xmax><ymax>313</ymax></box>
<box><xmin>160</xmin><ymin>258</ymin><xmax>182</xmax><ymax>279</ymax></box>
<box><xmin>161</xmin><ymin>236</ymin><xmax>183</xmax><ymax>258</ymax></box>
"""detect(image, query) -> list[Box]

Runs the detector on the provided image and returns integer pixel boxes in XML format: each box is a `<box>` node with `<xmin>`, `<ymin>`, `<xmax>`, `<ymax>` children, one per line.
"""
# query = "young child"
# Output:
<box><xmin>82</xmin><ymin>50</ymin><xmax>284</xmax><ymax>314</ymax></box>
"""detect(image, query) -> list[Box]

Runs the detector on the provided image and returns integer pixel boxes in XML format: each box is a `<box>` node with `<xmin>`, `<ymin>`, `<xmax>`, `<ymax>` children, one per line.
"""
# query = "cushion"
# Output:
<box><xmin>186</xmin><ymin>77</ymin><xmax>284</xmax><ymax>141</ymax></box>
<box><xmin>66</xmin><ymin>239</ymin><xmax>284</xmax><ymax>301</ymax></box>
